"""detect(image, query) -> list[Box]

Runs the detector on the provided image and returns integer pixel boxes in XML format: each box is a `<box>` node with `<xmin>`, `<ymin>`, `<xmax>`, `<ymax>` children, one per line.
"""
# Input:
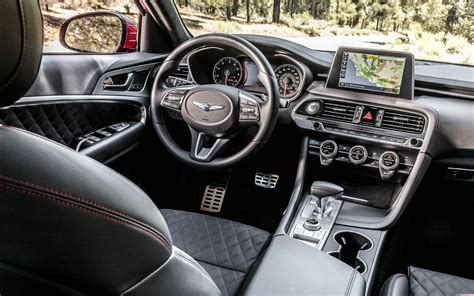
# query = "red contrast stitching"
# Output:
<box><xmin>0</xmin><ymin>174</ymin><xmax>171</xmax><ymax>248</ymax></box>
<box><xmin>0</xmin><ymin>183</ymin><xmax>171</xmax><ymax>251</ymax></box>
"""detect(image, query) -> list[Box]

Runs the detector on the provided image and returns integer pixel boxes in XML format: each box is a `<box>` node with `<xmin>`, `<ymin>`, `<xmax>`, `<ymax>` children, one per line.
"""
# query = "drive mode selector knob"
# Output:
<box><xmin>379</xmin><ymin>151</ymin><xmax>400</xmax><ymax>179</ymax></box>
<box><xmin>303</xmin><ymin>219</ymin><xmax>321</xmax><ymax>231</ymax></box>
<box><xmin>305</xmin><ymin>101</ymin><xmax>322</xmax><ymax>115</ymax></box>
<box><xmin>349</xmin><ymin>145</ymin><xmax>368</xmax><ymax>165</ymax></box>
<box><xmin>320</xmin><ymin>140</ymin><xmax>338</xmax><ymax>166</ymax></box>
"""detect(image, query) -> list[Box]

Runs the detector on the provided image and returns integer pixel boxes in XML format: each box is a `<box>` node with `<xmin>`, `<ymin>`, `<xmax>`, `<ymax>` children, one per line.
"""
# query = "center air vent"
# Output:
<box><xmin>381</xmin><ymin>110</ymin><xmax>425</xmax><ymax>134</ymax></box>
<box><xmin>319</xmin><ymin>100</ymin><xmax>357</xmax><ymax>123</ymax></box>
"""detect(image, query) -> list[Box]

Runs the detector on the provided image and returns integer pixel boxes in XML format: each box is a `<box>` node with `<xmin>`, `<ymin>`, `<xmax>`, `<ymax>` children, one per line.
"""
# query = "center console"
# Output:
<box><xmin>270</xmin><ymin>47</ymin><xmax>438</xmax><ymax>295</ymax></box>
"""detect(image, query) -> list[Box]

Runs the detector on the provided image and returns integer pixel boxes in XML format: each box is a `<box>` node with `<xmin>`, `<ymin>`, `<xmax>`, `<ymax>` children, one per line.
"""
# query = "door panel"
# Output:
<box><xmin>25</xmin><ymin>53</ymin><xmax>165</xmax><ymax>97</ymax></box>
<box><xmin>0</xmin><ymin>100</ymin><xmax>146</xmax><ymax>163</ymax></box>
<box><xmin>2</xmin><ymin>52</ymin><xmax>168</xmax><ymax>164</ymax></box>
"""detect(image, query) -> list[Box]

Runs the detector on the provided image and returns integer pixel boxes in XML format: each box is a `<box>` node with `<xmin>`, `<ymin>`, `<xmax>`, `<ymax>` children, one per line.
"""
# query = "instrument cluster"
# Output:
<box><xmin>211</xmin><ymin>55</ymin><xmax>305</xmax><ymax>100</ymax></box>
<box><xmin>186</xmin><ymin>48</ymin><xmax>309</xmax><ymax>101</ymax></box>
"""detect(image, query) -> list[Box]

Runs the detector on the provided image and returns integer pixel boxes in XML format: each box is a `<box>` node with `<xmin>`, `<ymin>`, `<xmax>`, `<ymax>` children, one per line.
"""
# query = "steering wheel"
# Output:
<box><xmin>151</xmin><ymin>33</ymin><xmax>279</xmax><ymax>169</ymax></box>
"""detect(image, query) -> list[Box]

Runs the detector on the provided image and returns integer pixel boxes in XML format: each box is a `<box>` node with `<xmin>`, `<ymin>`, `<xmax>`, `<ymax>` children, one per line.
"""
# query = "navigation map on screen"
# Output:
<box><xmin>338</xmin><ymin>52</ymin><xmax>406</xmax><ymax>94</ymax></box>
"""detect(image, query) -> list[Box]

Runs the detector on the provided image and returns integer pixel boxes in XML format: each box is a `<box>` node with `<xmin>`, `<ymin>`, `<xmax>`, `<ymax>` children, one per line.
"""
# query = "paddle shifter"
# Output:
<box><xmin>310</xmin><ymin>181</ymin><xmax>344</xmax><ymax>218</ymax></box>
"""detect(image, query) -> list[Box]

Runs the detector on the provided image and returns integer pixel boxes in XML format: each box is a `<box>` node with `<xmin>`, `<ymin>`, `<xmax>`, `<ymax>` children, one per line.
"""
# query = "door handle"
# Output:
<box><xmin>103</xmin><ymin>73</ymin><xmax>134</xmax><ymax>90</ymax></box>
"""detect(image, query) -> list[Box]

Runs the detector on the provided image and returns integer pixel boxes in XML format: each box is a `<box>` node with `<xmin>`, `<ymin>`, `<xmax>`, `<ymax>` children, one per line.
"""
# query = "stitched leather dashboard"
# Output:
<box><xmin>0</xmin><ymin>102</ymin><xmax>142</xmax><ymax>148</ymax></box>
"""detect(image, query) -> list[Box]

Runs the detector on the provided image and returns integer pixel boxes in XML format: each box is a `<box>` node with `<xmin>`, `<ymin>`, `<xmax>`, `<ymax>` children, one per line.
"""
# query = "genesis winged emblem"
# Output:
<box><xmin>192</xmin><ymin>101</ymin><xmax>225</xmax><ymax>112</ymax></box>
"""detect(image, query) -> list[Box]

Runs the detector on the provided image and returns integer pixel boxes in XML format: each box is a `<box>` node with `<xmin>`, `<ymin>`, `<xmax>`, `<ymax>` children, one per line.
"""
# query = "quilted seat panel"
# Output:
<box><xmin>0</xmin><ymin>102</ymin><xmax>141</xmax><ymax>147</ymax></box>
<box><xmin>161</xmin><ymin>209</ymin><xmax>271</xmax><ymax>296</ymax></box>
<box><xmin>409</xmin><ymin>266</ymin><xmax>474</xmax><ymax>296</ymax></box>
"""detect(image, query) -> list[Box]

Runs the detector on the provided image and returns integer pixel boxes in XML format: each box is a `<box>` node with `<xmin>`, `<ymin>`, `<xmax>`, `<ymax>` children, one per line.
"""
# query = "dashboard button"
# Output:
<box><xmin>309</xmin><ymin>139</ymin><xmax>321</xmax><ymax>146</ymax></box>
<box><xmin>339</xmin><ymin>145</ymin><xmax>350</xmax><ymax>153</ymax></box>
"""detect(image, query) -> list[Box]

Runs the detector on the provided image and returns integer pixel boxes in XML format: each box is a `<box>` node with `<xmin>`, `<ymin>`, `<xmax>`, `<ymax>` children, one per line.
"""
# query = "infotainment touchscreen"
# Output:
<box><xmin>338</xmin><ymin>52</ymin><xmax>406</xmax><ymax>94</ymax></box>
<box><xmin>326</xmin><ymin>47</ymin><xmax>414</xmax><ymax>100</ymax></box>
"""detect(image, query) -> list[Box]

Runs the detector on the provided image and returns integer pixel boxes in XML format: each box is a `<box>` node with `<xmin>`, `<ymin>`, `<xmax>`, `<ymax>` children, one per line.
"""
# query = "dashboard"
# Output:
<box><xmin>164</xmin><ymin>36</ymin><xmax>474</xmax><ymax>183</ymax></box>
<box><xmin>159</xmin><ymin>34</ymin><xmax>473</xmax><ymax>235</ymax></box>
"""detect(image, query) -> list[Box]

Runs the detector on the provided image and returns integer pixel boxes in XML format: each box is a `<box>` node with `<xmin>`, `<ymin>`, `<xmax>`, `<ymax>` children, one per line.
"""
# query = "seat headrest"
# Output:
<box><xmin>0</xmin><ymin>0</ymin><xmax>43</xmax><ymax>107</ymax></box>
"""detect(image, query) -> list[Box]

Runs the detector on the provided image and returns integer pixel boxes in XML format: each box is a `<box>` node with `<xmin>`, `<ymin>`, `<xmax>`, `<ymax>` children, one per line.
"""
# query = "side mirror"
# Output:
<box><xmin>59</xmin><ymin>11</ymin><xmax>137</xmax><ymax>53</ymax></box>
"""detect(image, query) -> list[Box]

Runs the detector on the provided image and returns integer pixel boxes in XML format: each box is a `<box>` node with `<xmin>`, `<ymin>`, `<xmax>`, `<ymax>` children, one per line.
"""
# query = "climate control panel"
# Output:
<box><xmin>309</xmin><ymin>138</ymin><xmax>414</xmax><ymax>180</ymax></box>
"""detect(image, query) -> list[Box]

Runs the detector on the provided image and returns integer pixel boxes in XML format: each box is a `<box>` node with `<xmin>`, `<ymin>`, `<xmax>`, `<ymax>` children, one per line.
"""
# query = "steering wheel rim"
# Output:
<box><xmin>151</xmin><ymin>33</ymin><xmax>279</xmax><ymax>170</ymax></box>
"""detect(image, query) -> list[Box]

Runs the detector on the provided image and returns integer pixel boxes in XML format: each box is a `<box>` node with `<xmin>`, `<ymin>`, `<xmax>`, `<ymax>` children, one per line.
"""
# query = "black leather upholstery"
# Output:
<box><xmin>0</xmin><ymin>126</ymin><xmax>173</xmax><ymax>293</ymax></box>
<box><xmin>161</xmin><ymin>209</ymin><xmax>271</xmax><ymax>296</ymax></box>
<box><xmin>381</xmin><ymin>273</ymin><xmax>409</xmax><ymax>296</ymax></box>
<box><xmin>242</xmin><ymin>235</ymin><xmax>366</xmax><ymax>296</ymax></box>
<box><xmin>382</xmin><ymin>266</ymin><xmax>474</xmax><ymax>296</ymax></box>
<box><xmin>0</xmin><ymin>102</ymin><xmax>142</xmax><ymax>147</ymax></box>
<box><xmin>0</xmin><ymin>0</ymin><xmax>43</xmax><ymax>106</ymax></box>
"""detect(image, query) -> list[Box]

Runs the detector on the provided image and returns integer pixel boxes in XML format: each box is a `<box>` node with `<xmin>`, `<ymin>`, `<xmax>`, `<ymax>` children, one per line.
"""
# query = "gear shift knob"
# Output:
<box><xmin>310</xmin><ymin>181</ymin><xmax>344</xmax><ymax>198</ymax></box>
<box><xmin>310</xmin><ymin>181</ymin><xmax>344</xmax><ymax>217</ymax></box>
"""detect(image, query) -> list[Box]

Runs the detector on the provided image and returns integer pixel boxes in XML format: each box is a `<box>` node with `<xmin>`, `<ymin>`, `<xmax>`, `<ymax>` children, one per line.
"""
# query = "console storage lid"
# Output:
<box><xmin>242</xmin><ymin>235</ymin><xmax>366</xmax><ymax>296</ymax></box>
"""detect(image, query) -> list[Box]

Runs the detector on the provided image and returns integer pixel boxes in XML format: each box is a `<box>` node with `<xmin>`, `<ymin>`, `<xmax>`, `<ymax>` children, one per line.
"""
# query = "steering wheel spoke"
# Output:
<box><xmin>189</xmin><ymin>128</ymin><xmax>233</xmax><ymax>162</ymax></box>
<box><xmin>238</xmin><ymin>91</ymin><xmax>261</xmax><ymax>127</ymax></box>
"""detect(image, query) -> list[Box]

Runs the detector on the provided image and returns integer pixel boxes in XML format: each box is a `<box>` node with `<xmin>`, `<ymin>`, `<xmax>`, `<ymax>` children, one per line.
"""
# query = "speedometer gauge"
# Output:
<box><xmin>275</xmin><ymin>64</ymin><xmax>303</xmax><ymax>98</ymax></box>
<box><xmin>213</xmin><ymin>57</ymin><xmax>243</xmax><ymax>86</ymax></box>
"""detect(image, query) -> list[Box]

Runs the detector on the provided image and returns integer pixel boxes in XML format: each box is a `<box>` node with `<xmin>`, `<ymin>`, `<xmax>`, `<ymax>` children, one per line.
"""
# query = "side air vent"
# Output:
<box><xmin>171</xmin><ymin>65</ymin><xmax>190</xmax><ymax>80</ymax></box>
<box><xmin>164</xmin><ymin>65</ymin><xmax>193</xmax><ymax>87</ymax></box>
<box><xmin>320</xmin><ymin>100</ymin><xmax>357</xmax><ymax>123</ymax></box>
<box><xmin>381</xmin><ymin>110</ymin><xmax>425</xmax><ymax>134</ymax></box>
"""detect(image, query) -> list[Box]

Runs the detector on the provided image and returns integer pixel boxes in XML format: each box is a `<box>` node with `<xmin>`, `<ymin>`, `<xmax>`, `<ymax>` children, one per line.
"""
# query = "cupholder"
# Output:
<box><xmin>328</xmin><ymin>231</ymin><xmax>373</xmax><ymax>274</ymax></box>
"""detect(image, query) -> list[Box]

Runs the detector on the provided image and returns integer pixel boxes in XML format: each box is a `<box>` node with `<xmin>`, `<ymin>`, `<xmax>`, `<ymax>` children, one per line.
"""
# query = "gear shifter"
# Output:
<box><xmin>310</xmin><ymin>181</ymin><xmax>344</xmax><ymax>218</ymax></box>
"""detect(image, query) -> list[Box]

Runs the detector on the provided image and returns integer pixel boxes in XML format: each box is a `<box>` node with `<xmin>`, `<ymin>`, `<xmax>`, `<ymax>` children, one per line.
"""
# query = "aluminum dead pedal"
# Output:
<box><xmin>255</xmin><ymin>172</ymin><xmax>279</xmax><ymax>189</ymax></box>
<box><xmin>200</xmin><ymin>171</ymin><xmax>231</xmax><ymax>213</ymax></box>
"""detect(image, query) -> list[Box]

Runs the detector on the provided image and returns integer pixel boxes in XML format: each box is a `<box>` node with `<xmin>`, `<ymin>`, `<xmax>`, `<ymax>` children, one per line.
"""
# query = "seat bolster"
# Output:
<box><xmin>381</xmin><ymin>274</ymin><xmax>409</xmax><ymax>296</ymax></box>
<box><xmin>0</xmin><ymin>126</ymin><xmax>173</xmax><ymax>293</ymax></box>
<box><xmin>123</xmin><ymin>247</ymin><xmax>221</xmax><ymax>296</ymax></box>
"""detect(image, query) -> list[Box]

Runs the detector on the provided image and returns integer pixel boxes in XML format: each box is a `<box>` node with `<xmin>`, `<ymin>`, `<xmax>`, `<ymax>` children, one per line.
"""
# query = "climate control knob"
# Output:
<box><xmin>349</xmin><ymin>145</ymin><xmax>368</xmax><ymax>165</ymax></box>
<box><xmin>320</xmin><ymin>140</ymin><xmax>338</xmax><ymax>166</ymax></box>
<box><xmin>379</xmin><ymin>151</ymin><xmax>400</xmax><ymax>179</ymax></box>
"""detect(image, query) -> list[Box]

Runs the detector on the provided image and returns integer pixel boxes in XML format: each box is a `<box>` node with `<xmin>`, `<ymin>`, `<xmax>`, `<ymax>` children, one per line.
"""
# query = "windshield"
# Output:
<box><xmin>174</xmin><ymin>0</ymin><xmax>473</xmax><ymax>66</ymax></box>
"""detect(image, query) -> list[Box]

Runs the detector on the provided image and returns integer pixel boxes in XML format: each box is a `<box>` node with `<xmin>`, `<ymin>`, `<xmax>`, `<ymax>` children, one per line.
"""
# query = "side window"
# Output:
<box><xmin>40</xmin><ymin>0</ymin><xmax>139</xmax><ymax>54</ymax></box>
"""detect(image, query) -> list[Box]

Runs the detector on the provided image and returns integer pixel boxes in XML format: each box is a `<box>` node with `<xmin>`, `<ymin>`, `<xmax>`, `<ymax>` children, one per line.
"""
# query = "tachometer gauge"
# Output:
<box><xmin>213</xmin><ymin>57</ymin><xmax>243</xmax><ymax>86</ymax></box>
<box><xmin>275</xmin><ymin>64</ymin><xmax>303</xmax><ymax>98</ymax></box>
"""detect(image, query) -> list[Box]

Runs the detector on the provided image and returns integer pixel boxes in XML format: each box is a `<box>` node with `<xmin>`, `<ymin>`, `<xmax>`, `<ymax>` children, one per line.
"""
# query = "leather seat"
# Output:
<box><xmin>0</xmin><ymin>1</ymin><xmax>269</xmax><ymax>295</ymax></box>
<box><xmin>162</xmin><ymin>210</ymin><xmax>270</xmax><ymax>296</ymax></box>
<box><xmin>381</xmin><ymin>266</ymin><xmax>474</xmax><ymax>296</ymax></box>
